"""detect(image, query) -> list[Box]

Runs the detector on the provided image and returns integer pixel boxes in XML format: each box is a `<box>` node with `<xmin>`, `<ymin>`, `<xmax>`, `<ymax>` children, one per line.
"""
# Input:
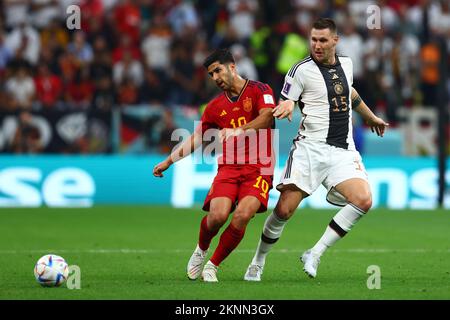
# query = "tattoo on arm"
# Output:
<box><xmin>352</xmin><ymin>95</ymin><xmax>362</xmax><ymax>108</ymax></box>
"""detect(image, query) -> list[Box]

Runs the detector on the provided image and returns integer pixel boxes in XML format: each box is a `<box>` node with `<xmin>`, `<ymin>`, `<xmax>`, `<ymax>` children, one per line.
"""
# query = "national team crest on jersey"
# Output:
<box><xmin>243</xmin><ymin>97</ymin><xmax>252</xmax><ymax>112</ymax></box>
<box><xmin>334</xmin><ymin>82</ymin><xmax>344</xmax><ymax>94</ymax></box>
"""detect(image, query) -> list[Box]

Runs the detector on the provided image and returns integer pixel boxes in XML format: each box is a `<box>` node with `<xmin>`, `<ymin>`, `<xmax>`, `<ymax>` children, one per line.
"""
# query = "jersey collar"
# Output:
<box><xmin>310</xmin><ymin>54</ymin><xmax>341</xmax><ymax>69</ymax></box>
<box><xmin>225</xmin><ymin>79</ymin><xmax>249</xmax><ymax>103</ymax></box>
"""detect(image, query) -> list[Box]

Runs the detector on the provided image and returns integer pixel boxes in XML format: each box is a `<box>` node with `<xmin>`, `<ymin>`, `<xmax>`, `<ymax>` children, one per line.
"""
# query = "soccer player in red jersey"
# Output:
<box><xmin>153</xmin><ymin>48</ymin><xmax>276</xmax><ymax>282</ymax></box>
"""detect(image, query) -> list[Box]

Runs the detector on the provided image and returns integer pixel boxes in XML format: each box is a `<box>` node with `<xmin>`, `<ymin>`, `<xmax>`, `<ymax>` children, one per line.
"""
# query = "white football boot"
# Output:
<box><xmin>187</xmin><ymin>245</ymin><xmax>208</xmax><ymax>280</ymax></box>
<box><xmin>300</xmin><ymin>249</ymin><xmax>321</xmax><ymax>278</ymax></box>
<box><xmin>244</xmin><ymin>264</ymin><xmax>264</xmax><ymax>282</ymax></box>
<box><xmin>201</xmin><ymin>261</ymin><xmax>219</xmax><ymax>282</ymax></box>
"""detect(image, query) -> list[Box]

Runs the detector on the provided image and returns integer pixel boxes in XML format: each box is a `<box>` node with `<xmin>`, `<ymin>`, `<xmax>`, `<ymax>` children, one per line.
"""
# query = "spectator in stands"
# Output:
<box><xmin>113</xmin><ymin>50</ymin><xmax>144</xmax><ymax>87</ymax></box>
<box><xmin>139</xmin><ymin>67</ymin><xmax>168</xmax><ymax>106</ymax></box>
<box><xmin>34</xmin><ymin>64</ymin><xmax>63</xmax><ymax>109</ymax></box>
<box><xmin>67</xmin><ymin>31</ymin><xmax>94</xmax><ymax>68</ymax></box>
<box><xmin>377</xmin><ymin>0</ymin><xmax>399</xmax><ymax>32</ymax></box>
<box><xmin>156</xmin><ymin>110</ymin><xmax>177</xmax><ymax>154</ymax></box>
<box><xmin>420</xmin><ymin>38</ymin><xmax>441</xmax><ymax>107</ymax></box>
<box><xmin>30</xmin><ymin>0</ymin><xmax>60</xmax><ymax>30</ymax></box>
<box><xmin>292</xmin><ymin>0</ymin><xmax>325</xmax><ymax>31</ymax></box>
<box><xmin>40</xmin><ymin>18</ymin><xmax>69</xmax><ymax>55</ymax></box>
<box><xmin>6</xmin><ymin>21</ymin><xmax>40</xmax><ymax>65</ymax></box>
<box><xmin>8</xmin><ymin>110</ymin><xmax>43</xmax><ymax>154</ymax></box>
<box><xmin>5</xmin><ymin>65</ymin><xmax>35</xmax><ymax>110</ymax></box>
<box><xmin>90</xmin><ymin>35</ymin><xmax>113</xmax><ymax>80</ymax></box>
<box><xmin>113</xmin><ymin>0</ymin><xmax>141</xmax><ymax>45</ymax></box>
<box><xmin>363</xmin><ymin>28</ymin><xmax>394</xmax><ymax>118</ymax></box>
<box><xmin>210</xmin><ymin>24</ymin><xmax>240</xmax><ymax>51</ymax></box>
<box><xmin>117</xmin><ymin>76</ymin><xmax>139</xmax><ymax>106</ymax></box>
<box><xmin>40</xmin><ymin>45</ymin><xmax>61</xmax><ymax>75</ymax></box>
<box><xmin>274</xmin><ymin>17</ymin><xmax>309</xmax><ymax>95</ymax></box>
<box><xmin>78</xmin><ymin>0</ymin><xmax>104</xmax><ymax>33</ymax></box>
<box><xmin>227</xmin><ymin>0</ymin><xmax>259</xmax><ymax>42</ymax></box>
<box><xmin>4</xmin><ymin>0</ymin><xmax>29</xmax><ymax>30</ymax></box>
<box><xmin>93</xmin><ymin>75</ymin><xmax>116</xmax><ymax>111</ymax></box>
<box><xmin>336</xmin><ymin>19</ymin><xmax>364</xmax><ymax>92</ymax></box>
<box><xmin>167</xmin><ymin>0</ymin><xmax>200</xmax><ymax>38</ymax></box>
<box><xmin>85</xmin><ymin>15</ymin><xmax>115</xmax><ymax>51</ymax></box>
<box><xmin>0</xmin><ymin>32</ymin><xmax>13</xmax><ymax>77</ymax></box>
<box><xmin>429</xmin><ymin>0</ymin><xmax>450</xmax><ymax>51</ymax></box>
<box><xmin>196</xmin><ymin>0</ymin><xmax>221</xmax><ymax>40</ymax></box>
<box><xmin>64</xmin><ymin>67</ymin><xmax>94</xmax><ymax>110</ymax></box>
<box><xmin>168</xmin><ymin>42</ymin><xmax>196</xmax><ymax>106</ymax></box>
<box><xmin>58</xmin><ymin>49</ymin><xmax>79</xmax><ymax>89</ymax></box>
<box><xmin>230</xmin><ymin>43</ymin><xmax>258</xmax><ymax>80</ymax></box>
<box><xmin>390</xmin><ymin>29</ymin><xmax>420</xmax><ymax>107</ymax></box>
<box><xmin>139</xmin><ymin>0</ymin><xmax>154</xmax><ymax>31</ymax></box>
<box><xmin>396</xmin><ymin>2</ymin><xmax>421</xmax><ymax>36</ymax></box>
<box><xmin>112</xmin><ymin>34</ymin><xmax>141</xmax><ymax>64</ymax></box>
<box><xmin>141</xmin><ymin>12</ymin><xmax>172</xmax><ymax>76</ymax></box>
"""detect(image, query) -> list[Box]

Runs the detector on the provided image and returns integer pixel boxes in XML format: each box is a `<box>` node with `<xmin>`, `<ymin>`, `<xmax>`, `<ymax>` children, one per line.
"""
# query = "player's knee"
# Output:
<box><xmin>349</xmin><ymin>192</ymin><xmax>372</xmax><ymax>213</ymax></box>
<box><xmin>208</xmin><ymin>209</ymin><xmax>229</xmax><ymax>228</ymax></box>
<box><xmin>274</xmin><ymin>202</ymin><xmax>295</xmax><ymax>220</ymax></box>
<box><xmin>232</xmin><ymin>208</ymin><xmax>255</xmax><ymax>228</ymax></box>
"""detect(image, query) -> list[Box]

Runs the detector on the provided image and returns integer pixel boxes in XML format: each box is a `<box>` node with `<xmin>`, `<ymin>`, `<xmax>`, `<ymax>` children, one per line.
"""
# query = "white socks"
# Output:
<box><xmin>251</xmin><ymin>204</ymin><xmax>366</xmax><ymax>264</ymax></box>
<box><xmin>252</xmin><ymin>210</ymin><xmax>287</xmax><ymax>266</ymax></box>
<box><xmin>311</xmin><ymin>203</ymin><xmax>365</xmax><ymax>256</ymax></box>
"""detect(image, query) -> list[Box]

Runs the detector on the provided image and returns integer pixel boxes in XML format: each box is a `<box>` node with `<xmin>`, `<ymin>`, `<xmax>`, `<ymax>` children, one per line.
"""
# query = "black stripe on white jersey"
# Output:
<box><xmin>314</xmin><ymin>55</ymin><xmax>350</xmax><ymax>149</ymax></box>
<box><xmin>284</xmin><ymin>134</ymin><xmax>302</xmax><ymax>179</ymax></box>
<box><xmin>287</xmin><ymin>57</ymin><xmax>312</xmax><ymax>78</ymax></box>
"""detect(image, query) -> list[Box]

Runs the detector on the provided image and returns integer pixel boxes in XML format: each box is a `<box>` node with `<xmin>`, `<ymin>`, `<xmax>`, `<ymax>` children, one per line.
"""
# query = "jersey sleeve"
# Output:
<box><xmin>255</xmin><ymin>84</ymin><xmax>276</xmax><ymax>111</ymax></box>
<box><xmin>196</xmin><ymin>104</ymin><xmax>218</xmax><ymax>134</ymax></box>
<box><xmin>280</xmin><ymin>67</ymin><xmax>304</xmax><ymax>102</ymax></box>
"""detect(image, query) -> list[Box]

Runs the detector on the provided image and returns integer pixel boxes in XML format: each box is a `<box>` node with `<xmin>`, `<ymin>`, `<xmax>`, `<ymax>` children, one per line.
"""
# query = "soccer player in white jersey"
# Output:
<box><xmin>244</xmin><ymin>18</ymin><xmax>389</xmax><ymax>281</ymax></box>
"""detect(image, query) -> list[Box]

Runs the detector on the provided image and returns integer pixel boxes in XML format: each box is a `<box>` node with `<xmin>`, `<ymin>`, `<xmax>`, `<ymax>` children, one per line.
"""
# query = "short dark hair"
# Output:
<box><xmin>203</xmin><ymin>49</ymin><xmax>235</xmax><ymax>69</ymax></box>
<box><xmin>312</xmin><ymin>18</ymin><xmax>337</xmax><ymax>34</ymax></box>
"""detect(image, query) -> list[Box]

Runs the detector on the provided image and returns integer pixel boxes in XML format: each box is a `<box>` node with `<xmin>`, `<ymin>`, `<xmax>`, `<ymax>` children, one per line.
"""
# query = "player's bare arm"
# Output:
<box><xmin>351</xmin><ymin>87</ymin><xmax>389</xmax><ymax>137</ymax></box>
<box><xmin>219</xmin><ymin>108</ymin><xmax>274</xmax><ymax>142</ymax></box>
<box><xmin>272</xmin><ymin>99</ymin><xmax>295</xmax><ymax>122</ymax></box>
<box><xmin>153</xmin><ymin>131</ymin><xmax>203</xmax><ymax>177</ymax></box>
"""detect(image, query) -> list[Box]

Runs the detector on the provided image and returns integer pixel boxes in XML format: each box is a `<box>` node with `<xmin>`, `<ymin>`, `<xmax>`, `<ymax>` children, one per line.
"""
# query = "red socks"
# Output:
<box><xmin>210</xmin><ymin>223</ymin><xmax>245</xmax><ymax>266</ymax></box>
<box><xmin>198</xmin><ymin>215</ymin><xmax>246</xmax><ymax>266</ymax></box>
<box><xmin>198</xmin><ymin>215</ymin><xmax>220</xmax><ymax>251</ymax></box>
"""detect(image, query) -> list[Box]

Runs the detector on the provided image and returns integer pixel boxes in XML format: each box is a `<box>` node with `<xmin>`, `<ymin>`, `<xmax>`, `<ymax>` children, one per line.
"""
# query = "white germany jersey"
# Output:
<box><xmin>280</xmin><ymin>55</ymin><xmax>355</xmax><ymax>150</ymax></box>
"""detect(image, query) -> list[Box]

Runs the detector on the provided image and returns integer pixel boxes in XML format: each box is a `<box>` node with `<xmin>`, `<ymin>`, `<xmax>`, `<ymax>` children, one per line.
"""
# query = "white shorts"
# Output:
<box><xmin>277</xmin><ymin>137</ymin><xmax>369</xmax><ymax>206</ymax></box>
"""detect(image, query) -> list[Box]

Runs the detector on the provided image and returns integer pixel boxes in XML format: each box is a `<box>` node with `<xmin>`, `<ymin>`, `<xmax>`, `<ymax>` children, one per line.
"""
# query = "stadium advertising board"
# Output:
<box><xmin>0</xmin><ymin>156</ymin><xmax>448</xmax><ymax>209</ymax></box>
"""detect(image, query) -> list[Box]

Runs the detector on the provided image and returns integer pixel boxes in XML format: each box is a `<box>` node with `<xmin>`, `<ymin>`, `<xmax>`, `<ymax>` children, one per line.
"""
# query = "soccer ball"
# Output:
<box><xmin>34</xmin><ymin>254</ymin><xmax>69</xmax><ymax>287</ymax></box>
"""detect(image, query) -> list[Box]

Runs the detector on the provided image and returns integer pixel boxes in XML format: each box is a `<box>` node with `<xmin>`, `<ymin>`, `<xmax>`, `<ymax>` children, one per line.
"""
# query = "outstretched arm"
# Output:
<box><xmin>153</xmin><ymin>130</ymin><xmax>203</xmax><ymax>177</ymax></box>
<box><xmin>241</xmin><ymin>108</ymin><xmax>274</xmax><ymax>131</ymax></box>
<box><xmin>272</xmin><ymin>99</ymin><xmax>295</xmax><ymax>122</ymax></box>
<box><xmin>351</xmin><ymin>87</ymin><xmax>389</xmax><ymax>137</ymax></box>
<box><xmin>219</xmin><ymin>108</ymin><xmax>274</xmax><ymax>142</ymax></box>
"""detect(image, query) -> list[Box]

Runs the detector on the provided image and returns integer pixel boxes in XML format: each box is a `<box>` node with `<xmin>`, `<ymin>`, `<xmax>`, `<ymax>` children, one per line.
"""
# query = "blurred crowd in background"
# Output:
<box><xmin>0</xmin><ymin>0</ymin><xmax>448</xmax><ymax>155</ymax></box>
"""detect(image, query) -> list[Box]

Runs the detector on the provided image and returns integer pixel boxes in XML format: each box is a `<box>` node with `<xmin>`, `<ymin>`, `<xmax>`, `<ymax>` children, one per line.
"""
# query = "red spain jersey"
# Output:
<box><xmin>198</xmin><ymin>80</ymin><xmax>276</xmax><ymax>171</ymax></box>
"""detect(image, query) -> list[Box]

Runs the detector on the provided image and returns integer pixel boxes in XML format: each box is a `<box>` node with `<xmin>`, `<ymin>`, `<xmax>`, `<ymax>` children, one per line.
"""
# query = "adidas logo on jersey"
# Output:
<box><xmin>220</xmin><ymin>110</ymin><xmax>227</xmax><ymax>117</ymax></box>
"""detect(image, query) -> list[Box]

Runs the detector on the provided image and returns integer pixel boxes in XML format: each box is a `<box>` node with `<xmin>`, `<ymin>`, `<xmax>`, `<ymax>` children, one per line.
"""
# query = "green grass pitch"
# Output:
<box><xmin>0</xmin><ymin>206</ymin><xmax>449</xmax><ymax>300</ymax></box>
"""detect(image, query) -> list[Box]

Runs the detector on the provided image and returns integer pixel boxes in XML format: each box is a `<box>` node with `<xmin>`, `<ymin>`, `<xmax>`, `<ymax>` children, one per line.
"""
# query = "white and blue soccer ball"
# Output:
<box><xmin>34</xmin><ymin>254</ymin><xmax>69</xmax><ymax>287</ymax></box>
